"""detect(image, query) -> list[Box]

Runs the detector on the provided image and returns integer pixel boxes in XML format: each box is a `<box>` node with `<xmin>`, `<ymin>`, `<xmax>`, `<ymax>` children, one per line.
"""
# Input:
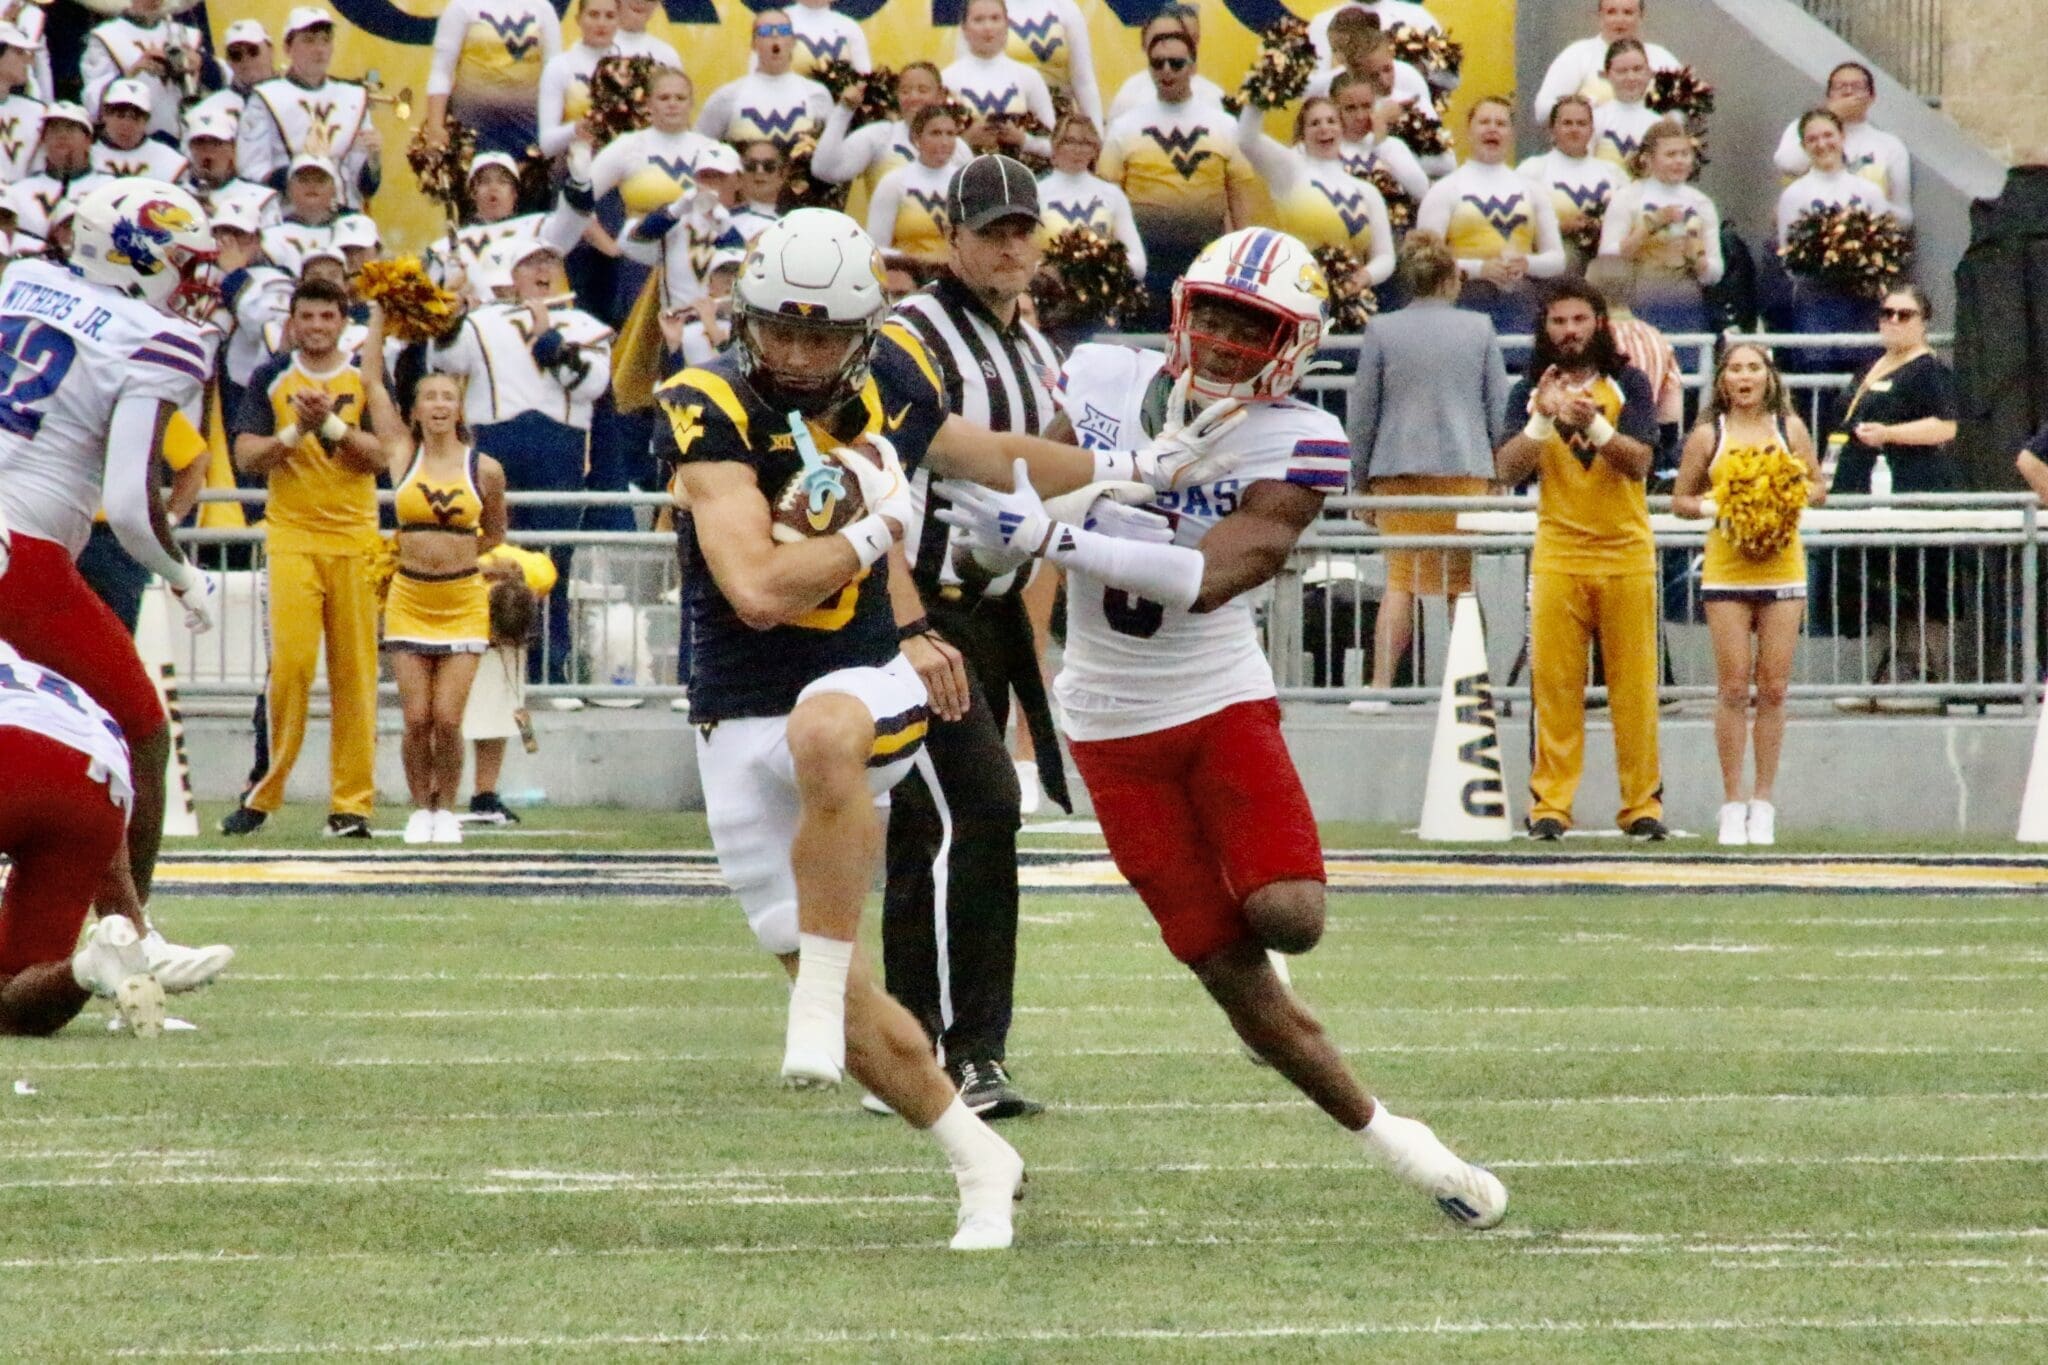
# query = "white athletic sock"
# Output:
<box><xmin>790</xmin><ymin>932</ymin><xmax>853</xmax><ymax>1011</ymax></box>
<box><xmin>928</xmin><ymin>1096</ymin><xmax>997</xmax><ymax>1174</ymax></box>
<box><xmin>1358</xmin><ymin>1105</ymin><xmax>1448</xmax><ymax>1175</ymax></box>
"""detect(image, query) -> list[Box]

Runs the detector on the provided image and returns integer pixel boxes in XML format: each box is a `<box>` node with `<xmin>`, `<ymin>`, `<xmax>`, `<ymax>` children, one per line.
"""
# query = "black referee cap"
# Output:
<box><xmin>947</xmin><ymin>154</ymin><xmax>1041</xmax><ymax>232</ymax></box>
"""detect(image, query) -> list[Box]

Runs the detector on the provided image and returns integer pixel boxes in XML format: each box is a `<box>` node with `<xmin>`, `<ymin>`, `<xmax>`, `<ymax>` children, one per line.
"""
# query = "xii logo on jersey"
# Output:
<box><xmin>1143</xmin><ymin>125</ymin><xmax>1213</xmax><ymax>180</ymax></box>
<box><xmin>1074</xmin><ymin>400</ymin><xmax>1122</xmax><ymax>450</ymax></box>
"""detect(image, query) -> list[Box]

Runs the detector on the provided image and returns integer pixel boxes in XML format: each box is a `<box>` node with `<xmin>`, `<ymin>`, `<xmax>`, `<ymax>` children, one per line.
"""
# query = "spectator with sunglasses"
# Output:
<box><xmin>1106</xmin><ymin>6</ymin><xmax>1223</xmax><ymax>125</ymax></box>
<box><xmin>188</xmin><ymin>19</ymin><xmax>276</xmax><ymax>129</ymax></box>
<box><xmin>1100</xmin><ymin>25</ymin><xmax>1253</xmax><ymax>329</ymax></box>
<box><xmin>697</xmin><ymin>7</ymin><xmax>830</xmax><ymax>153</ymax></box>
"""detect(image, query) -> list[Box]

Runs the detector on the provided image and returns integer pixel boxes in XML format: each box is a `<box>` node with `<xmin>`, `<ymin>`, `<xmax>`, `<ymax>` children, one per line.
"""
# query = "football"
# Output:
<box><xmin>770</xmin><ymin>441</ymin><xmax>873</xmax><ymax>543</ymax></box>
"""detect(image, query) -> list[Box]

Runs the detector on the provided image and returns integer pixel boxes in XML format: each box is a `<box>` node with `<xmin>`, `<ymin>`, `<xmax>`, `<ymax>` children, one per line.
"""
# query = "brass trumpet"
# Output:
<box><xmin>362</xmin><ymin>69</ymin><xmax>415</xmax><ymax>121</ymax></box>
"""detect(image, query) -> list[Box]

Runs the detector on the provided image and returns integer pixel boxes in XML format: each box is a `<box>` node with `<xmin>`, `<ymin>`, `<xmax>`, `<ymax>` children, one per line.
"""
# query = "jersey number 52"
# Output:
<box><xmin>0</xmin><ymin>318</ymin><xmax>78</xmax><ymax>438</ymax></box>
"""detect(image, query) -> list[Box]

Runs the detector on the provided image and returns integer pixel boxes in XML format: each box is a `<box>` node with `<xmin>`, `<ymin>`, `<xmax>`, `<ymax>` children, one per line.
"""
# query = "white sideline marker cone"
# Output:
<box><xmin>2018</xmin><ymin>683</ymin><xmax>2048</xmax><ymax>843</ymax></box>
<box><xmin>1418</xmin><ymin>594</ymin><xmax>1511</xmax><ymax>842</ymax></box>
<box><xmin>135</xmin><ymin>586</ymin><xmax>199</xmax><ymax>838</ymax></box>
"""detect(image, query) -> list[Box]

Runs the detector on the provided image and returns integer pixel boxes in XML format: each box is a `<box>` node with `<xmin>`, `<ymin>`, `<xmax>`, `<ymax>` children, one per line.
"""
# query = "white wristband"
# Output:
<box><xmin>169</xmin><ymin>561</ymin><xmax>204</xmax><ymax>596</ymax></box>
<box><xmin>1091</xmin><ymin>448</ymin><xmax>1137</xmax><ymax>484</ymax></box>
<box><xmin>1522</xmin><ymin>413</ymin><xmax>1556</xmax><ymax>442</ymax></box>
<box><xmin>275</xmin><ymin>423</ymin><xmax>301</xmax><ymax>448</ymax></box>
<box><xmin>839</xmin><ymin>513</ymin><xmax>893</xmax><ymax>570</ymax></box>
<box><xmin>1586</xmin><ymin>414</ymin><xmax>1618</xmax><ymax>448</ymax></box>
<box><xmin>319</xmin><ymin>413</ymin><xmax>349</xmax><ymax>443</ymax></box>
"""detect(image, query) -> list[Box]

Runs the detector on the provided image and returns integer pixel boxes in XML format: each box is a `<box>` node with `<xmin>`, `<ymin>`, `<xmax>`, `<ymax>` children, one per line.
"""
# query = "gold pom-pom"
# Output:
<box><xmin>813</xmin><ymin>60</ymin><xmax>898</xmax><ymax>129</ymax></box>
<box><xmin>407</xmin><ymin>119</ymin><xmax>476</xmax><ymax>215</ymax></box>
<box><xmin>1713</xmin><ymin>444</ymin><xmax>1810</xmax><ymax>560</ymax></box>
<box><xmin>1387</xmin><ymin>103</ymin><xmax>1449</xmax><ymax>158</ymax></box>
<box><xmin>356</xmin><ymin>256</ymin><xmax>460</xmax><ymax>343</ymax></box>
<box><xmin>1646</xmin><ymin>65</ymin><xmax>1716</xmax><ymax>120</ymax></box>
<box><xmin>1311</xmin><ymin>244</ymin><xmax>1378</xmax><ymax>333</ymax></box>
<box><xmin>1363</xmin><ymin>163</ymin><xmax>1417</xmax><ymax>234</ymax></box>
<box><xmin>1031</xmin><ymin>227</ymin><xmax>1148</xmax><ymax>330</ymax></box>
<box><xmin>1782</xmin><ymin>204</ymin><xmax>1913</xmax><ymax>298</ymax></box>
<box><xmin>1388</xmin><ymin>26</ymin><xmax>1464</xmax><ymax>90</ymax></box>
<box><xmin>587</xmin><ymin>55</ymin><xmax>659</xmax><ymax>149</ymax></box>
<box><xmin>1222</xmin><ymin>16</ymin><xmax>1315</xmax><ymax>115</ymax></box>
<box><xmin>778</xmin><ymin>134</ymin><xmax>848</xmax><ymax>212</ymax></box>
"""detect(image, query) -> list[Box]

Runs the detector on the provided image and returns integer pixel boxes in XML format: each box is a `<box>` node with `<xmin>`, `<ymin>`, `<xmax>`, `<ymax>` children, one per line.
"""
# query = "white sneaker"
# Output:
<box><xmin>780</xmin><ymin>1000</ymin><xmax>845</xmax><ymax>1089</ymax></box>
<box><xmin>140</xmin><ymin>928</ymin><xmax>234</xmax><ymax>994</ymax></box>
<box><xmin>1014</xmin><ymin>760</ymin><xmax>1040</xmax><ymax>817</ymax></box>
<box><xmin>430</xmin><ymin>809</ymin><xmax>463</xmax><ymax>844</ymax></box>
<box><xmin>403</xmin><ymin>809</ymin><xmax>434</xmax><ymax>845</ymax></box>
<box><xmin>1747</xmin><ymin>799</ymin><xmax>1777</xmax><ymax>846</ymax></box>
<box><xmin>950</xmin><ymin>1132</ymin><xmax>1025</xmax><ymax>1251</ymax></box>
<box><xmin>71</xmin><ymin>918</ymin><xmax>165</xmax><ymax>1039</ymax></box>
<box><xmin>859</xmin><ymin>1092</ymin><xmax>896</xmax><ymax>1116</ymax></box>
<box><xmin>1717</xmin><ymin>802</ymin><xmax>1749</xmax><ymax>847</ymax></box>
<box><xmin>1361</xmin><ymin>1107</ymin><xmax>1507</xmax><ymax>1230</ymax></box>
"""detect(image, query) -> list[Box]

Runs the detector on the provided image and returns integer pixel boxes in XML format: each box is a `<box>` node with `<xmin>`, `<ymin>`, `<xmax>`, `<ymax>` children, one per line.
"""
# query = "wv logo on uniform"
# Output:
<box><xmin>1010</xmin><ymin>13</ymin><xmax>1064</xmax><ymax>64</ymax></box>
<box><xmin>1143</xmin><ymin>126</ymin><xmax>1212</xmax><ymax>179</ymax></box>
<box><xmin>481</xmin><ymin>13</ymin><xmax>540</xmax><ymax>61</ymax></box>
<box><xmin>1464</xmin><ymin>193</ymin><xmax>1529</xmax><ymax>239</ymax></box>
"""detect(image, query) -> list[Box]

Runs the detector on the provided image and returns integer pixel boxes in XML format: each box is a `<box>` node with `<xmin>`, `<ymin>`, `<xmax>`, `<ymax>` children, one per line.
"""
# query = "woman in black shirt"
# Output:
<box><xmin>1829</xmin><ymin>285</ymin><xmax>1961</xmax><ymax>711</ymax></box>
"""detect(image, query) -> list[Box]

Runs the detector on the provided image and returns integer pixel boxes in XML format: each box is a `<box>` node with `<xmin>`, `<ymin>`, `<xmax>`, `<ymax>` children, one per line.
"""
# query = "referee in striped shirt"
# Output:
<box><xmin>880</xmin><ymin>155</ymin><xmax>1066</xmax><ymax>1119</ymax></box>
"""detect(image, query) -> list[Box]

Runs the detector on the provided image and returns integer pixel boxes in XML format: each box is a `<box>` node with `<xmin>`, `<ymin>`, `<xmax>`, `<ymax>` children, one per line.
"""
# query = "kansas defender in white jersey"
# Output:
<box><xmin>0</xmin><ymin>635</ymin><xmax>168</xmax><ymax>1037</ymax></box>
<box><xmin>0</xmin><ymin>179</ymin><xmax>233</xmax><ymax>995</ymax></box>
<box><xmin>939</xmin><ymin>227</ymin><xmax>1507</xmax><ymax>1232</ymax></box>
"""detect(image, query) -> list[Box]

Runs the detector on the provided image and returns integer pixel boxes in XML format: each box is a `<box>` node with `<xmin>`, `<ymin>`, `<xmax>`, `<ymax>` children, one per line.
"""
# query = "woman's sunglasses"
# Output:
<box><xmin>1878</xmin><ymin>307</ymin><xmax>1921</xmax><ymax>321</ymax></box>
<box><xmin>1150</xmin><ymin>55</ymin><xmax>1190</xmax><ymax>72</ymax></box>
<box><xmin>754</xmin><ymin>22</ymin><xmax>794</xmax><ymax>37</ymax></box>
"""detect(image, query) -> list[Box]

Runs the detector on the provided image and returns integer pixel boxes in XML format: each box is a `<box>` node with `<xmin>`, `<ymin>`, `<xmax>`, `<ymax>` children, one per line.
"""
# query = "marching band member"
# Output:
<box><xmin>91</xmin><ymin>79</ymin><xmax>189</xmax><ymax>181</ymax></box>
<box><xmin>237</xmin><ymin>7</ymin><xmax>380</xmax><ymax>210</ymax></box>
<box><xmin>82</xmin><ymin>0</ymin><xmax>216</xmax><ymax>142</ymax></box>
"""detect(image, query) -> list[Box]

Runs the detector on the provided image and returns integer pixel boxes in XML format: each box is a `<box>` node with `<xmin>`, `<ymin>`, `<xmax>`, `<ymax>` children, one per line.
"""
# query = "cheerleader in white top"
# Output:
<box><xmin>770</xmin><ymin>0</ymin><xmax>871</xmax><ymax>78</ymax></box>
<box><xmin>1415</xmin><ymin>98</ymin><xmax>1564</xmax><ymax>331</ymax></box>
<box><xmin>1037</xmin><ymin>113</ymin><xmax>1146</xmax><ymax>279</ymax></box>
<box><xmin>810</xmin><ymin>62</ymin><xmax>969</xmax><ymax>199</ymax></box>
<box><xmin>866</xmin><ymin>105</ymin><xmax>961</xmax><ymax>265</ymax></box>
<box><xmin>1532</xmin><ymin>0</ymin><xmax>1680</xmax><ymax>122</ymax></box>
<box><xmin>1314</xmin><ymin>24</ymin><xmax>1452</xmax><ymax>181</ymax></box>
<box><xmin>956</xmin><ymin>0</ymin><xmax>1101</xmax><ymax>128</ymax></box>
<box><xmin>1771</xmin><ymin>60</ymin><xmax>1911</xmax><ymax>226</ymax></box>
<box><xmin>1308</xmin><ymin>0</ymin><xmax>1443</xmax><ymax>69</ymax></box>
<box><xmin>424</xmin><ymin>0</ymin><xmax>563</xmax><ymax>157</ymax></box>
<box><xmin>536</xmin><ymin>0</ymin><xmax>618</xmax><ymax>158</ymax></box>
<box><xmin>696</xmin><ymin>8</ymin><xmax>830</xmax><ymax>151</ymax></box>
<box><xmin>1590</xmin><ymin>40</ymin><xmax>1659</xmax><ymax>171</ymax></box>
<box><xmin>611</xmin><ymin>0</ymin><xmax>681</xmax><ymax>69</ymax></box>
<box><xmin>1329</xmin><ymin>71</ymin><xmax>1428</xmax><ymax>223</ymax></box>
<box><xmin>1237</xmin><ymin>97</ymin><xmax>1393</xmax><ymax>289</ymax></box>
<box><xmin>1518</xmin><ymin>94</ymin><xmax>1625</xmax><ymax>271</ymax></box>
<box><xmin>944</xmin><ymin>0</ymin><xmax>1056</xmax><ymax>163</ymax></box>
<box><xmin>1598</xmin><ymin>119</ymin><xmax>1721</xmax><ymax>334</ymax></box>
<box><xmin>591</xmin><ymin>67</ymin><xmax>718</xmax><ymax>216</ymax></box>
<box><xmin>1774</xmin><ymin>108</ymin><xmax>1892</xmax><ymax>344</ymax></box>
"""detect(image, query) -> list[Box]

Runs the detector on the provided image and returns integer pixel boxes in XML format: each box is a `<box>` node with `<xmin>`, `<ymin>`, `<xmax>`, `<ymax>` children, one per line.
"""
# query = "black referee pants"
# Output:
<box><xmin>882</xmin><ymin>596</ymin><xmax>1030</xmax><ymax>1066</ymax></box>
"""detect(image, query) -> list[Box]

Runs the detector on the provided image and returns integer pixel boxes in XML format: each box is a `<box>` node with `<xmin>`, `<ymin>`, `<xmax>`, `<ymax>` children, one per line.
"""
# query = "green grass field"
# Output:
<box><xmin>5</xmin><ymin>825</ymin><xmax>2047</xmax><ymax>1359</ymax></box>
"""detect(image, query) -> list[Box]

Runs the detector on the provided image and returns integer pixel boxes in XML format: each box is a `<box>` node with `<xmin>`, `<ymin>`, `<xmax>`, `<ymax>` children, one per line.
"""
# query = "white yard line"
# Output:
<box><xmin>98</xmin><ymin>1315</ymin><xmax>2048</xmax><ymax>1357</ymax></box>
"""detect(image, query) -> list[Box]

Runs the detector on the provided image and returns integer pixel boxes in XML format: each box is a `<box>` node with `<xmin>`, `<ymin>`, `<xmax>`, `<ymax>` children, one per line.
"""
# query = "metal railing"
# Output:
<box><xmin>1799</xmin><ymin>0</ymin><xmax>1945</xmax><ymax>102</ymax></box>
<box><xmin>165</xmin><ymin>331</ymin><xmax>2014</xmax><ymax>711</ymax></box>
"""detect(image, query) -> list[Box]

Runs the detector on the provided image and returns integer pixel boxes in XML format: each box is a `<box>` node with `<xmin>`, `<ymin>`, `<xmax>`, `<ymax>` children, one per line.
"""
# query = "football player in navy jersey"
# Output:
<box><xmin>652</xmin><ymin>207</ymin><xmax>1249</xmax><ymax>1250</ymax></box>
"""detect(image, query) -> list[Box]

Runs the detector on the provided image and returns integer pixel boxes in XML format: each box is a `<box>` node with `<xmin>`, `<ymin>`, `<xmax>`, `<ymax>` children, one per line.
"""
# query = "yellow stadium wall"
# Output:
<box><xmin>229</xmin><ymin>0</ymin><xmax>1514</xmax><ymax>256</ymax></box>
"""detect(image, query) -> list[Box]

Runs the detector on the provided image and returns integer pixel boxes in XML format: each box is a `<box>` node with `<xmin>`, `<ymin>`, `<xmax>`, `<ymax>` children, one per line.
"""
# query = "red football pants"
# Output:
<box><xmin>0</xmin><ymin>728</ymin><xmax>128</xmax><ymax>975</ymax></box>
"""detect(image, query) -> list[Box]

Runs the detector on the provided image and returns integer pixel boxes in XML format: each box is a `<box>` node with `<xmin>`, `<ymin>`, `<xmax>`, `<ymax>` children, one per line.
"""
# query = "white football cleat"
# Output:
<box><xmin>780</xmin><ymin>1004</ymin><xmax>845</xmax><ymax>1088</ymax></box>
<box><xmin>859</xmin><ymin>1091</ymin><xmax>896</xmax><ymax>1116</ymax></box>
<box><xmin>1747</xmin><ymin>799</ymin><xmax>1777</xmax><ymax>846</ymax></box>
<box><xmin>141</xmin><ymin>928</ymin><xmax>234</xmax><ymax>994</ymax></box>
<box><xmin>72</xmin><ymin>918</ymin><xmax>165</xmax><ymax>1039</ymax></box>
<box><xmin>403</xmin><ymin>809</ymin><xmax>434</xmax><ymax>845</ymax></box>
<box><xmin>950</xmin><ymin>1133</ymin><xmax>1025</xmax><ymax>1251</ymax></box>
<box><xmin>1361</xmin><ymin>1107</ymin><xmax>1507</xmax><ymax>1230</ymax></box>
<box><xmin>430</xmin><ymin>809</ymin><xmax>463</xmax><ymax>845</ymax></box>
<box><xmin>1717</xmin><ymin>802</ymin><xmax>1749</xmax><ymax>847</ymax></box>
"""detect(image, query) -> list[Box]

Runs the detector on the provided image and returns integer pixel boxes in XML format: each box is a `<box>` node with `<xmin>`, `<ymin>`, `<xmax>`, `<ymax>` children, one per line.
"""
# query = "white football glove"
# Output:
<box><xmin>170</xmin><ymin>565</ymin><xmax>219</xmax><ymax>635</ymax></box>
<box><xmin>1041</xmin><ymin>479</ymin><xmax>1154</xmax><ymax>526</ymax></box>
<box><xmin>935</xmin><ymin>458</ymin><xmax>1059</xmax><ymax>558</ymax></box>
<box><xmin>833</xmin><ymin>435</ymin><xmax>915</xmax><ymax>535</ymax></box>
<box><xmin>1082</xmin><ymin>499</ymin><xmax>1175</xmax><ymax>545</ymax></box>
<box><xmin>1130</xmin><ymin>370</ymin><xmax>1249</xmax><ymax>493</ymax></box>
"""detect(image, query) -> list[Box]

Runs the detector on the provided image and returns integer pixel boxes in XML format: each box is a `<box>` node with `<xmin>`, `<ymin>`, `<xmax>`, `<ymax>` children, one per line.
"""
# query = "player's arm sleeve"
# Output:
<box><xmin>871</xmin><ymin>328</ymin><xmax>948</xmax><ymax>470</ymax></box>
<box><xmin>102</xmin><ymin>394</ymin><xmax>200</xmax><ymax>585</ymax></box>
<box><xmin>425</xmin><ymin>0</ymin><xmax>468</xmax><ymax>97</ymax></box>
<box><xmin>1108</xmin><ymin>186</ymin><xmax>1145</xmax><ymax>278</ymax></box>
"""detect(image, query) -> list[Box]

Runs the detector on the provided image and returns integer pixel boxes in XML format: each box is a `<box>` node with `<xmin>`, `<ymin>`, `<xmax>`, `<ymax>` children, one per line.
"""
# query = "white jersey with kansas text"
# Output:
<box><xmin>1052</xmin><ymin>343</ymin><xmax>1349</xmax><ymax>742</ymax></box>
<box><xmin>0</xmin><ymin>637</ymin><xmax>135</xmax><ymax>811</ymax></box>
<box><xmin>0</xmin><ymin>257</ymin><xmax>215</xmax><ymax>557</ymax></box>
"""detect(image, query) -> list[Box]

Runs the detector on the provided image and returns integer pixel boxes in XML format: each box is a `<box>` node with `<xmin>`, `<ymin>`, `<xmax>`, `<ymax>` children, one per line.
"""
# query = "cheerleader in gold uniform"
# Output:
<box><xmin>362</xmin><ymin>304</ymin><xmax>510</xmax><ymax>845</ymax></box>
<box><xmin>1672</xmin><ymin>344</ymin><xmax>1824</xmax><ymax>847</ymax></box>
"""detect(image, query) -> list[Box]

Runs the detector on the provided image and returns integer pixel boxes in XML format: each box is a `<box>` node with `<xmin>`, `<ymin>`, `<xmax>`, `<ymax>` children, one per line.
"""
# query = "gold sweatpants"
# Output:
<box><xmin>246</xmin><ymin>549</ymin><xmax>379</xmax><ymax>818</ymax></box>
<box><xmin>1528</xmin><ymin>570</ymin><xmax>1663</xmax><ymax>829</ymax></box>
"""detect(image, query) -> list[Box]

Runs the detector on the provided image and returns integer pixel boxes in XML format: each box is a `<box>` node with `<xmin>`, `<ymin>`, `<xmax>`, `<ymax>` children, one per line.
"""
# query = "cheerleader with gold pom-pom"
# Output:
<box><xmin>1671</xmin><ymin>343</ymin><xmax>1825</xmax><ymax>847</ymax></box>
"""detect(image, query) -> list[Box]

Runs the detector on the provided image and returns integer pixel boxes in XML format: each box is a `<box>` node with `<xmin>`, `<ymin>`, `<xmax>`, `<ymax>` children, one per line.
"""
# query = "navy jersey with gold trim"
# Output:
<box><xmin>654</xmin><ymin>328</ymin><xmax>949</xmax><ymax>722</ymax></box>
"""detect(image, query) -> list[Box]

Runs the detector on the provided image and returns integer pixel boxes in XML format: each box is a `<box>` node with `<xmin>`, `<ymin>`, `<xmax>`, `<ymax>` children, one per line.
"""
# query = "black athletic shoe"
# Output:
<box><xmin>1527</xmin><ymin>817</ymin><xmax>1566</xmax><ymax>842</ymax></box>
<box><xmin>324</xmin><ymin>813</ymin><xmax>372</xmax><ymax>840</ymax></box>
<box><xmin>951</xmin><ymin>1059</ymin><xmax>1044</xmax><ymax>1121</ymax></box>
<box><xmin>218</xmin><ymin>806</ymin><xmax>266</xmax><ymax>836</ymax></box>
<box><xmin>469</xmin><ymin>792</ymin><xmax>521</xmax><ymax>825</ymax></box>
<box><xmin>1626</xmin><ymin>816</ymin><xmax>1670</xmax><ymax>843</ymax></box>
